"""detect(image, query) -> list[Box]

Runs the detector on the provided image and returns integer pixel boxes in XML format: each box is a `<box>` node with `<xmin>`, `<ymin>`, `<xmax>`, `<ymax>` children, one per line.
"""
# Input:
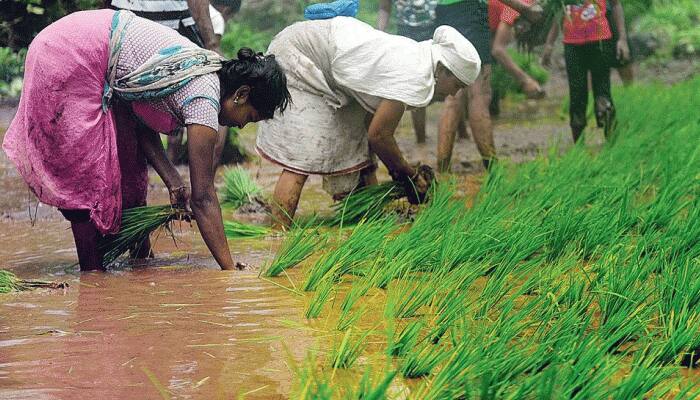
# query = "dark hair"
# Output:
<box><xmin>219</xmin><ymin>48</ymin><xmax>291</xmax><ymax>119</ymax></box>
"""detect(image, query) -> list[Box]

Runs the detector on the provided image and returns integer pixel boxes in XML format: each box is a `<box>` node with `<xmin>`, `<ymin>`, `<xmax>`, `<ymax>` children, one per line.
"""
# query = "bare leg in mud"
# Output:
<box><xmin>60</xmin><ymin>210</ymin><xmax>104</xmax><ymax>271</ymax></box>
<box><xmin>411</xmin><ymin>108</ymin><xmax>427</xmax><ymax>144</ymax></box>
<box><xmin>437</xmin><ymin>89</ymin><xmax>466</xmax><ymax>172</ymax></box>
<box><xmin>271</xmin><ymin>169</ymin><xmax>308</xmax><ymax>229</ymax></box>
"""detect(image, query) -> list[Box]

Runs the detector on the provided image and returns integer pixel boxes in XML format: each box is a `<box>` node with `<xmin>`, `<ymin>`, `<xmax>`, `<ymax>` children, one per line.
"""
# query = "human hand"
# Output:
<box><xmin>394</xmin><ymin>164</ymin><xmax>435</xmax><ymax>205</ymax></box>
<box><xmin>522</xmin><ymin>78</ymin><xmax>545</xmax><ymax>99</ymax></box>
<box><xmin>617</xmin><ymin>39</ymin><xmax>630</xmax><ymax>63</ymax></box>
<box><xmin>169</xmin><ymin>185</ymin><xmax>191</xmax><ymax>211</ymax></box>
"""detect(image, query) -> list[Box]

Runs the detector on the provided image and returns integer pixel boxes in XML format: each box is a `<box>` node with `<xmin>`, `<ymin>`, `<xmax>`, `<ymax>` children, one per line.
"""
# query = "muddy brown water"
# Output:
<box><xmin>0</xmin><ymin>94</ymin><xmax>579</xmax><ymax>398</ymax></box>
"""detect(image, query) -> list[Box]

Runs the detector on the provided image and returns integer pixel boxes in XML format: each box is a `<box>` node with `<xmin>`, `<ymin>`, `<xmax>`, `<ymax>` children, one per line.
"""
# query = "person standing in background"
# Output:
<box><xmin>541</xmin><ymin>0</ymin><xmax>629</xmax><ymax>142</ymax></box>
<box><xmin>377</xmin><ymin>0</ymin><xmax>438</xmax><ymax>144</ymax></box>
<box><xmin>434</xmin><ymin>0</ymin><xmax>542</xmax><ymax>172</ymax></box>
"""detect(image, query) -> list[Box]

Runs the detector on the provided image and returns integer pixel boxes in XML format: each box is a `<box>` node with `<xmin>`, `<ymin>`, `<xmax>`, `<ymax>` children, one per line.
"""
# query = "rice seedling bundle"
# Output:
<box><xmin>328</xmin><ymin>182</ymin><xmax>404</xmax><ymax>227</ymax></box>
<box><xmin>330</xmin><ymin>328</ymin><xmax>370</xmax><ymax>369</ymax></box>
<box><xmin>99</xmin><ymin>205</ymin><xmax>187</xmax><ymax>266</ymax></box>
<box><xmin>0</xmin><ymin>269</ymin><xmax>67</xmax><ymax>293</ymax></box>
<box><xmin>223</xmin><ymin>220</ymin><xmax>270</xmax><ymax>238</ymax></box>
<box><xmin>262</xmin><ymin>224</ymin><xmax>324</xmax><ymax>277</ymax></box>
<box><xmin>219</xmin><ymin>167</ymin><xmax>264</xmax><ymax>209</ymax></box>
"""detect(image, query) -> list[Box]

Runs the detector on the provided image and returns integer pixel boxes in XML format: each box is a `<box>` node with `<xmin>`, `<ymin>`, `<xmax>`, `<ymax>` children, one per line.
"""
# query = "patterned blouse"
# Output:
<box><xmin>115</xmin><ymin>15</ymin><xmax>221</xmax><ymax>132</ymax></box>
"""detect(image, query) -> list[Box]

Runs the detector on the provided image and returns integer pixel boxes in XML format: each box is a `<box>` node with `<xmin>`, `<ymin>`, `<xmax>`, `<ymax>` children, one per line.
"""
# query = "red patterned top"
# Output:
<box><xmin>488</xmin><ymin>0</ymin><xmax>533</xmax><ymax>33</ymax></box>
<box><xmin>562</xmin><ymin>0</ymin><xmax>612</xmax><ymax>45</ymax></box>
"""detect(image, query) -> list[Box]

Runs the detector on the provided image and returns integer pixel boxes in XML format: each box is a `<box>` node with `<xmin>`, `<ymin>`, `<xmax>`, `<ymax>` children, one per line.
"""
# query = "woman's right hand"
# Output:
<box><xmin>392</xmin><ymin>164</ymin><xmax>435</xmax><ymax>205</ymax></box>
<box><xmin>169</xmin><ymin>185</ymin><xmax>191</xmax><ymax>211</ymax></box>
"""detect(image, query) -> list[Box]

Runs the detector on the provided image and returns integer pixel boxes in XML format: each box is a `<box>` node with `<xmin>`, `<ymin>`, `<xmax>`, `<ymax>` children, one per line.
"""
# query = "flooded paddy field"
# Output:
<box><xmin>4</xmin><ymin>76</ymin><xmax>698</xmax><ymax>400</ymax></box>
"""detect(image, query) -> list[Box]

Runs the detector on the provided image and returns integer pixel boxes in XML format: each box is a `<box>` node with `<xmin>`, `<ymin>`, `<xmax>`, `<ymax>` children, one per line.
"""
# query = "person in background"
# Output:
<box><xmin>257</xmin><ymin>18</ymin><xmax>481</xmax><ymax>228</ymax></box>
<box><xmin>3</xmin><ymin>10</ymin><xmax>290</xmax><ymax>270</ymax></box>
<box><xmin>541</xmin><ymin>0</ymin><xmax>629</xmax><ymax>142</ymax></box>
<box><xmin>434</xmin><ymin>0</ymin><xmax>542</xmax><ymax>173</ymax></box>
<box><xmin>489</xmin><ymin>0</ymin><xmax>545</xmax><ymax>99</ymax></box>
<box><xmin>377</xmin><ymin>0</ymin><xmax>437</xmax><ymax>144</ymax></box>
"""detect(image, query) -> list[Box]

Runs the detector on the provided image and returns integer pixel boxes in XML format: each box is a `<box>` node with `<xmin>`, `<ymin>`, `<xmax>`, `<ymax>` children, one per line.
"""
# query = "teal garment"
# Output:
<box><xmin>102</xmin><ymin>10</ymin><xmax>224</xmax><ymax>111</ymax></box>
<box><xmin>436</xmin><ymin>0</ymin><xmax>465</xmax><ymax>5</ymax></box>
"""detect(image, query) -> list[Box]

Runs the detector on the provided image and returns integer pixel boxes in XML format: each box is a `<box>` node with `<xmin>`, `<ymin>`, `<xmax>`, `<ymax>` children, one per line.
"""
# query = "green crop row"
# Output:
<box><xmin>276</xmin><ymin>76</ymin><xmax>700</xmax><ymax>398</ymax></box>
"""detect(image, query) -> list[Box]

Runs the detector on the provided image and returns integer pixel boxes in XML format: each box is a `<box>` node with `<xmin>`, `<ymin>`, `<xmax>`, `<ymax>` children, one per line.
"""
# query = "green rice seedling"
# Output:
<box><xmin>384</xmin><ymin>275</ymin><xmax>439</xmax><ymax>319</ymax></box>
<box><xmin>0</xmin><ymin>270</ymin><xmax>67</xmax><ymax>293</ymax></box>
<box><xmin>336</xmin><ymin>304</ymin><xmax>367</xmax><ymax>332</ymax></box>
<box><xmin>219</xmin><ymin>167</ymin><xmax>263</xmax><ymax>209</ymax></box>
<box><xmin>611</xmin><ymin>351</ymin><xmax>678</xmax><ymax>400</ymax></box>
<box><xmin>291</xmin><ymin>351</ymin><xmax>334</xmax><ymax>400</ymax></box>
<box><xmin>0</xmin><ymin>269</ymin><xmax>22</xmax><ymax>293</ymax></box>
<box><xmin>305</xmin><ymin>276</ymin><xmax>335</xmax><ymax>319</ymax></box>
<box><xmin>223</xmin><ymin>220</ymin><xmax>270</xmax><ymax>238</ymax></box>
<box><xmin>303</xmin><ymin>217</ymin><xmax>395</xmax><ymax>291</ymax></box>
<box><xmin>330</xmin><ymin>328</ymin><xmax>370</xmax><ymax>369</ymax></box>
<box><xmin>99</xmin><ymin>205</ymin><xmax>187</xmax><ymax>265</ymax></box>
<box><xmin>592</xmin><ymin>255</ymin><xmax>654</xmax><ymax>352</ymax></box>
<box><xmin>339</xmin><ymin>277</ymin><xmax>373</xmax><ymax>313</ymax></box>
<box><xmin>262</xmin><ymin>224</ymin><xmax>324</xmax><ymax>277</ymax></box>
<box><xmin>343</xmin><ymin>368</ymin><xmax>398</xmax><ymax>400</ymax></box>
<box><xmin>400</xmin><ymin>340</ymin><xmax>448</xmax><ymax>379</ymax></box>
<box><xmin>329</xmin><ymin>182</ymin><xmax>404</xmax><ymax>227</ymax></box>
<box><xmin>387</xmin><ymin>319</ymin><xmax>424</xmax><ymax>357</ymax></box>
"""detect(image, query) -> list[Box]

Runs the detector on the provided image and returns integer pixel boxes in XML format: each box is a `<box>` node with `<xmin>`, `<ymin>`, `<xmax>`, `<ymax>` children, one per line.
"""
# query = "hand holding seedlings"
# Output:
<box><xmin>393</xmin><ymin>164</ymin><xmax>435</xmax><ymax>205</ymax></box>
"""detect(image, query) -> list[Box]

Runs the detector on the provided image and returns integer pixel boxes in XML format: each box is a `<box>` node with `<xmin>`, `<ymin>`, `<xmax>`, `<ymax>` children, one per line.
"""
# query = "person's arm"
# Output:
<box><xmin>187</xmin><ymin>0</ymin><xmax>219</xmax><ymax>52</ymax></box>
<box><xmin>367</xmin><ymin>99</ymin><xmax>414</xmax><ymax>179</ymax></box>
<box><xmin>377</xmin><ymin>0</ymin><xmax>391</xmax><ymax>31</ymax></box>
<box><xmin>610</xmin><ymin>0</ymin><xmax>630</xmax><ymax>62</ymax></box>
<box><xmin>499</xmin><ymin>0</ymin><xmax>542</xmax><ymax>23</ymax></box>
<box><xmin>541</xmin><ymin>18</ymin><xmax>560</xmax><ymax>67</ymax></box>
<box><xmin>492</xmin><ymin>23</ymin><xmax>532</xmax><ymax>87</ymax></box>
<box><xmin>187</xmin><ymin>124</ymin><xmax>236</xmax><ymax>270</ymax></box>
<box><xmin>137</xmin><ymin>125</ymin><xmax>190</xmax><ymax>208</ymax></box>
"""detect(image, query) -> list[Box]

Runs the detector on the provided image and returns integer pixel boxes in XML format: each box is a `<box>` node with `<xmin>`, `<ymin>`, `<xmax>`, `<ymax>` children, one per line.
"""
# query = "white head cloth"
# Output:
<box><xmin>430</xmin><ymin>25</ymin><xmax>481</xmax><ymax>86</ymax></box>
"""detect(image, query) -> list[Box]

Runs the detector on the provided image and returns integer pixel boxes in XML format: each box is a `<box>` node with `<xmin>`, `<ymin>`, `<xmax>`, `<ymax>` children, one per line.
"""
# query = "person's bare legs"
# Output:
<box><xmin>457</xmin><ymin>116</ymin><xmax>469</xmax><ymax>139</ymax></box>
<box><xmin>272</xmin><ymin>169</ymin><xmax>308</xmax><ymax>229</ymax></box>
<box><xmin>60</xmin><ymin>209</ymin><xmax>104</xmax><ymax>271</ymax></box>
<box><xmin>437</xmin><ymin>89</ymin><xmax>467</xmax><ymax>172</ymax></box>
<box><xmin>411</xmin><ymin>108</ymin><xmax>427</xmax><ymax>144</ymax></box>
<box><xmin>211</xmin><ymin>126</ymin><xmax>228</xmax><ymax>171</ymax></box>
<box><xmin>467</xmin><ymin>65</ymin><xmax>496</xmax><ymax>168</ymax></box>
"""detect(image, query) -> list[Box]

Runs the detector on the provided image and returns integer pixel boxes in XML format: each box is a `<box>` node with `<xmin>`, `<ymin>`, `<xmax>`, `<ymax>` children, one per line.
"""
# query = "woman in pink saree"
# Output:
<box><xmin>3</xmin><ymin>9</ymin><xmax>290</xmax><ymax>271</ymax></box>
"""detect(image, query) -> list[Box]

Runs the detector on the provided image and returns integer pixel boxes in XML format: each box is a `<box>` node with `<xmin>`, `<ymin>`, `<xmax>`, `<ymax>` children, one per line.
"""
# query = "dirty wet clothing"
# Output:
<box><xmin>2</xmin><ymin>10</ymin><xmax>221</xmax><ymax>234</ymax></box>
<box><xmin>257</xmin><ymin>17</ymin><xmax>440</xmax><ymax>193</ymax></box>
<box><xmin>435</xmin><ymin>0</ymin><xmax>492</xmax><ymax>64</ymax></box>
<box><xmin>564</xmin><ymin>41</ymin><xmax>614</xmax><ymax>131</ymax></box>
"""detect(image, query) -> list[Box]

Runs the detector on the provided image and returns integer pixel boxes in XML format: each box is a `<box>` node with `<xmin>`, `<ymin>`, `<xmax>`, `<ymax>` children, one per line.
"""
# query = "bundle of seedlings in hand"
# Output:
<box><xmin>220</xmin><ymin>167</ymin><xmax>267</xmax><ymax>211</ymax></box>
<box><xmin>99</xmin><ymin>205</ymin><xmax>189</xmax><ymax>266</ymax></box>
<box><xmin>223</xmin><ymin>220</ymin><xmax>271</xmax><ymax>238</ymax></box>
<box><xmin>262</xmin><ymin>222</ymin><xmax>324</xmax><ymax>277</ymax></box>
<box><xmin>329</xmin><ymin>182</ymin><xmax>404</xmax><ymax>226</ymax></box>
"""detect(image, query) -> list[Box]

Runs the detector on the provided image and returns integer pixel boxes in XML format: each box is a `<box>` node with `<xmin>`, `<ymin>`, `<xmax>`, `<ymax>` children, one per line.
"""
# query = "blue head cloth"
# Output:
<box><xmin>304</xmin><ymin>0</ymin><xmax>359</xmax><ymax>20</ymax></box>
